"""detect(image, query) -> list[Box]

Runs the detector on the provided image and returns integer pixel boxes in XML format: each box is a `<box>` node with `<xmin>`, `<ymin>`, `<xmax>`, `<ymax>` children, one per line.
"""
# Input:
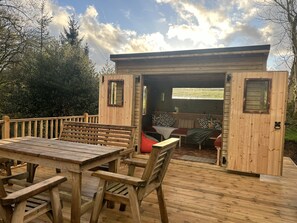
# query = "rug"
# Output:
<box><xmin>179</xmin><ymin>155</ymin><xmax>216</xmax><ymax>164</ymax></box>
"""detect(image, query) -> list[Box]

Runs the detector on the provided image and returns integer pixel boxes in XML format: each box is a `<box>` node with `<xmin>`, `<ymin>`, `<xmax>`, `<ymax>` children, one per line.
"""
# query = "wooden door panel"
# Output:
<box><xmin>99</xmin><ymin>75</ymin><xmax>135</xmax><ymax>125</ymax></box>
<box><xmin>227</xmin><ymin>72</ymin><xmax>287</xmax><ymax>176</ymax></box>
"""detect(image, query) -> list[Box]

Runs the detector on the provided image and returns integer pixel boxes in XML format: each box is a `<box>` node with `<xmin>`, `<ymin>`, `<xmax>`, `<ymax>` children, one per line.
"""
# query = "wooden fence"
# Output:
<box><xmin>0</xmin><ymin>113</ymin><xmax>98</xmax><ymax>139</ymax></box>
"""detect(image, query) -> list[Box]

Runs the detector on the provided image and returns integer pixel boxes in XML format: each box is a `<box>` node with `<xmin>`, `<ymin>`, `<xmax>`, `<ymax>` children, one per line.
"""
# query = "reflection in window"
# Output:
<box><xmin>243</xmin><ymin>79</ymin><xmax>271</xmax><ymax>113</ymax></box>
<box><xmin>108</xmin><ymin>80</ymin><xmax>124</xmax><ymax>107</ymax></box>
<box><xmin>142</xmin><ymin>86</ymin><xmax>147</xmax><ymax>115</ymax></box>
<box><xmin>172</xmin><ymin>88</ymin><xmax>224</xmax><ymax>100</ymax></box>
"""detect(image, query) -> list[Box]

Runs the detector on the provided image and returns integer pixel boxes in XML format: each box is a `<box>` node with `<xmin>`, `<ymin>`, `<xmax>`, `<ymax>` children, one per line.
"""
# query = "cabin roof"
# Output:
<box><xmin>110</xmin><ymin>44</ymin><xmax>270</xmax><ymax>61</ymax></box>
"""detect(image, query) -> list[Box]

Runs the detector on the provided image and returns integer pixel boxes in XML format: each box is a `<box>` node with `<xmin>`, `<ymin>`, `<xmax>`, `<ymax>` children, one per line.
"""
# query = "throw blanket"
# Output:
<box><xmin>153</xmin><ymin>126</ymin><xmax>177</xmax><ymax>139</ymax></box>
<box><xmin>186</xmin><ymin>128</ymin><xmax>214</xmax><ymax>145</ymax></box>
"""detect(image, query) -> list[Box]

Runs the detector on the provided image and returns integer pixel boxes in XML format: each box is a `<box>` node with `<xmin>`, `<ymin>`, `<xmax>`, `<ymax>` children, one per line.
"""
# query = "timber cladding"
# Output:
<box><xmin>99</xmin><ymin>75</ymin><xmax>135</xmax><ymax>126</ymax></box>
<box><xmin>227</xmin><ymin>72</ymin><xmax>288</xmax><ymax>176</ymax></box>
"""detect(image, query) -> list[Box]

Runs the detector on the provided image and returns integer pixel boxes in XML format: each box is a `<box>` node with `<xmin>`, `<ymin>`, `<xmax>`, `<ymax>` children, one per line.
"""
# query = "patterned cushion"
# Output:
<box><xmin>214</xmin><ymin>121</ymin><xmax>222</xmax><ymax>130</ymax></box>
<box><xmin>152</xmin><ymin>114</ymin><xmax>160</xmax><ymax>126</ymax></box>
<box><xmin>198</xmin><ymin>118</ymin><xmax>209</xmax><ymax>129</ymax></box>
<box><xmin>153</xmin><ymin>113</ymin><xmax>175</xmax><ymax>127</ymax></box>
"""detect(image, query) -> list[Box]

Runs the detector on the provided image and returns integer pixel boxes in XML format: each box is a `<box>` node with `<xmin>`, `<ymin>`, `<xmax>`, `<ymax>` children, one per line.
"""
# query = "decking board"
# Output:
<box><xmin>10</xmin><ymin>156</ymin><xmax>297</xmax><ymax>223</ymax></box>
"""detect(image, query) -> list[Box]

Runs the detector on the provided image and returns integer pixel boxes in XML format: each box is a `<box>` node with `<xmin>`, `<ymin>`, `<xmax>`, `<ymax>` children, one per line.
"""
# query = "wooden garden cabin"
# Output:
<box><xmin>98</xmin><ymin>44</ymin><xmax>288</xmax><ymax>176</ymax></box>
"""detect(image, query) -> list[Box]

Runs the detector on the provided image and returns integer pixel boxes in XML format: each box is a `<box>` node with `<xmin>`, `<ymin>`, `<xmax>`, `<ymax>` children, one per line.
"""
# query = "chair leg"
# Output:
<box><xmin>11</xmin><ymin>200</ymin><xmax>27</xmax><ymax>223</ymax></box>
<box><xmin>49</xmin><ymin>186</ymin><xmax>63</xmax><ymax>223</ymax></box>
<box><xmin>156</xmin><ymin>185</ymin><xmax>169</xmax><ymax>223</ymax></box>
<box><xmin>90</xmin><ymin>179</ymin><xmax>107</xmax><ymax>223</ymax></box>
<box><xmin>4</xmin><ymin>161</ymin><xmax>12</xmax><ymax>176</ymax></box>
<box><xmin>127</xmin><ymin>185</ymin><xmax>141</xmax><ymax>223</ymax></box>
<box><xmin>120</xmin><ymin>164</ymin><xmax>136</xmax><ymax>212</ymax></box>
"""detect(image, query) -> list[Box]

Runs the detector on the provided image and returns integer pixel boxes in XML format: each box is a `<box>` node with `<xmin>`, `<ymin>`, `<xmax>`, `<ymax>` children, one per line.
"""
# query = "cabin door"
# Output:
<box><xmin>99</xmin><ymin>75</ymin><xmax>135</xmax><ymax>125</ymax></box>
<box><xmin>227</xmin><ymin>72</ymin><xmax>287</xmax><ymax>176</ymax></box>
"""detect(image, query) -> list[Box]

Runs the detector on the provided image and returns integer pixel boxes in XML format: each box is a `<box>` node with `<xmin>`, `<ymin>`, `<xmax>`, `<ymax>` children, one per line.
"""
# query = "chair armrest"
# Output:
<box><xmin>91</xmin><ymin>170</ymin><xmax>145</xmax><ymax>186</ymax></box>
<box><xmin>1</xmin><ymin>176</ymin><xmax>67</xmax><ymax>206</ymax></box>
<box><xmin>123</xmin><ymin>159</ymin><xmax>147</xmax><ymax>168</ymax></box>
<box><xmin>1</xmin><ymin>172</ymin><xmax>29</xmax><ymax>185</ymax></box>
<box><xmin>119</xmin><ymin>148</ymin><xmax>134</xmax><ymax>157</ymax></box>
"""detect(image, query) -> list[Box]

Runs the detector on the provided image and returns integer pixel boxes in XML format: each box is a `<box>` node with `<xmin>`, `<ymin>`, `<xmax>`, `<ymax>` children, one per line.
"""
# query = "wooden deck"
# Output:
<box><xmin>10</xmin><ymin>156</ymin><xmax>297</xmax><ymax>223</ymax></box>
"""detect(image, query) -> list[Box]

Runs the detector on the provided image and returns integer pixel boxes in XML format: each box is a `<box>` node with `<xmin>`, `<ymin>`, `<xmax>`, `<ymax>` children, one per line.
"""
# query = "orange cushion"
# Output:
<box><xmin>141</xmin><ymin>132</ymin><xmax>157</xmax><ymax>153</ymax></box>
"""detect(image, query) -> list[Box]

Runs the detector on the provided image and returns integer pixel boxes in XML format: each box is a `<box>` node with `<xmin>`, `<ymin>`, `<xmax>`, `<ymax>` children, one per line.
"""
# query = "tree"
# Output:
<box><xmin>23</xmin><ymin>42</ymin><xmax>98</xmax><ymax>117</ymax></box>
<box><xmin>0</xmin><ymin>1</ymin><xmax>28</xmax><ymax>73</ymax></box>
<box><xmin>60</xmin><ymin>15</ymin><xmax>83</xmax><ymax>47</ymax></box>
<box><xmin>98</xmin><ymin>60</ymin><xmax>115</xmax><ymax>76</ymax></box>
<box><xmin>84</xmin><ymin>42</ymin><xmax>89</xmax><ymax>56</ymax></box>
<box><xmin>34</xmin><ymin>0</ymin><xmax>52</xmax><ymax>52</ymax></box>
<box><xmin>0</xmin><ymin>2</ymin><xmax>99</xmax><ymax>118</ymax></box>
<box><xmin>259</xmin><ymin>0</ymin><xmax>297</xmax><ymax>114</ymax></box>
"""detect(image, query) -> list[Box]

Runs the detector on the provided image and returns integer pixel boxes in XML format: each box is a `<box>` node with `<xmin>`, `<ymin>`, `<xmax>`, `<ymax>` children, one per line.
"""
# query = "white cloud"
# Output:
<box><xmin>15</xmin><ymin>0</ymin><xmax>291</xmax><ymax>71</ymax></box>
<box><xmin>77</xmin><ymin>5</ymin><xmax>169</xmax><ymax>69</ymax></box>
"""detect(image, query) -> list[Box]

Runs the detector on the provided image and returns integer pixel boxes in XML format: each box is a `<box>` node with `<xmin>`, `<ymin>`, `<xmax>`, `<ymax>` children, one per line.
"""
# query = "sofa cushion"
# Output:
<box><xmin>152</xmin><ymin>113</ymin><xmax>175</xmax><ymax>127</ymax></box>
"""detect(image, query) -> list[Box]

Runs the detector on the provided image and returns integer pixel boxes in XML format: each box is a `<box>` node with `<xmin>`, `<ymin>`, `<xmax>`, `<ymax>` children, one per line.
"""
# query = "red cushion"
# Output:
<box><xmin>141</xmin><ymin>132</ymin><xmax>157</xmax><ymax>153</ymax></box>
<box><xmin>214</xmin><ymin>134</ymin><xmax>222</xmax><ymax>148</ymax></box>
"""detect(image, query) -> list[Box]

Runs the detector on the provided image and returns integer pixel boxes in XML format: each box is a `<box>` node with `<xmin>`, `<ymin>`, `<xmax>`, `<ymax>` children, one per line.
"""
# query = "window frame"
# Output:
<box><xmin>243</xmin><ymin>78</ymin><xmax>272</xmax><ymax>114</ymax></box>
<box><xmin>107</xmin><ymin>80</ymin><xmax>124</xmax><ymax>107</ymax></box>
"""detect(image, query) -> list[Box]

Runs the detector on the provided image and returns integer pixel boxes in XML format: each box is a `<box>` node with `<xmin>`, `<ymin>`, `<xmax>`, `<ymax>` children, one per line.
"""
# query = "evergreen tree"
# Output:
<box><xmin>98</xmin><ymin>60</ymin><xmax>115</xmax><ymax>76</ymax></box>
<box><xmin>35</xmin><ymin>0</ymin><xmax>52</xmax><ymax>52</ymax></box>
<box><xmin>25</xmin><ymin>42</ymin><xmax>98</xmax><ymax>117</ymax></box>
<box><xmin>60</xmin><ymin>15</ymin><xmax>83</xmax><ymax>47</ymax></box>
<box><xmin>84</xmin><ymin>43</ymin><xmax>89</xmax><ymax>57</ymax></box>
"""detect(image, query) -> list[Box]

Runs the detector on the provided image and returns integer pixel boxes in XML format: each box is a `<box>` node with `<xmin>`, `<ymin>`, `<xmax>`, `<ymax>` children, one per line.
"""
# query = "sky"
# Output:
<box><xmin>26</xmin><ymin>0</ymin><xmax>289</xmax><ymax>71</ymax></box>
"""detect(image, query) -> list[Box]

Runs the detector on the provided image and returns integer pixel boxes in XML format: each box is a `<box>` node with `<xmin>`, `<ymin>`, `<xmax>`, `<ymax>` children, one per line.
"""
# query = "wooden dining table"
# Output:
<box><xmin>0</xmin><ymin>136</ymin><xmax>123</xmax><ymax>223</ymax></box>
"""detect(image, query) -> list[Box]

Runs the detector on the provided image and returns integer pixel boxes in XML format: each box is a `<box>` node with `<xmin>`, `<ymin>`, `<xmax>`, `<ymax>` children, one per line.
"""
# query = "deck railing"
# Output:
<box><xmin>0</xmin><ymin>113</ymin><xmax>98</xmax><ymax>139</ymax></box>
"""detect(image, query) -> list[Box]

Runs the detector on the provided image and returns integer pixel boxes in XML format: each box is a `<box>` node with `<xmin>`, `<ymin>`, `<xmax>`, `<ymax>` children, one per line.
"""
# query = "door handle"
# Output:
<box><xmin>274</xmin><ymin>122</ymin><xmax>281</xmax><ymax>130</ymax></box>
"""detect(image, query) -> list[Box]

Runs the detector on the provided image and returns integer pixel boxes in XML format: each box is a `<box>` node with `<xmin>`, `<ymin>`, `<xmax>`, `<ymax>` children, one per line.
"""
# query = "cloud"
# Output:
<box><xmin>155</xmin><ymin>0</ymin><xmax>280</xmax><ymax>50</ymax></box>
<box><xmin>16</xmin><ymin>0</ymin><xmax>291</xmax><ymax>71</ymax></box>
<box><xmin>48</xmin><ymin>3</ymin><xmax>73</xmax><ymax>37</ymax></box>
<box><xmin>77</xmin><ymin>6</ymin><xmax>170</xmax><ymax>69</ymax></box>
<box><xmin>16</xmin><ymin>1</ymin><xmax>169</xmax><ymax>70</ymax></box>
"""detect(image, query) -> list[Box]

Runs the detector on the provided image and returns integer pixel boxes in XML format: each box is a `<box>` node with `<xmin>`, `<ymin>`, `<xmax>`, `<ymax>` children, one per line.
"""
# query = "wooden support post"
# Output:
<box><xmin>2</xmin><ymin>116</ymin><xmax>10</xmax><ymax>139</ymax></box>
<box><xmin>84</xmin><ymin>113</ymin><xmax>89</xmax><ymax>123</ymax></box>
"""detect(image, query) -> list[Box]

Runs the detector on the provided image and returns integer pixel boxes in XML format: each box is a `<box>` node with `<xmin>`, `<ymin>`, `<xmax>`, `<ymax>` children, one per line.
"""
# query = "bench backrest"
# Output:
<box><xmin>59</xmin><ymin>121</ymin><xmax>136</xmax><ymax>155</ymax></box>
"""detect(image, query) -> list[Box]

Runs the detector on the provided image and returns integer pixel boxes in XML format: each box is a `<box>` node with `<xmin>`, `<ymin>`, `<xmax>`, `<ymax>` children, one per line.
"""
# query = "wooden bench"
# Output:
<box><xmin>59</xmin><ymin>121</ymin><xmax>136</xmax><ymax>159</ymax></box>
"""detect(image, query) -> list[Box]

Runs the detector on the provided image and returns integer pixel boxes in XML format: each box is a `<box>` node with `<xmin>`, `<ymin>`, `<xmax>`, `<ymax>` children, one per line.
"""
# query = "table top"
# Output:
<box><xmin>0</xmin><ymin>136</ymin><xmax>123</xmax><ymax>165</ymax></box>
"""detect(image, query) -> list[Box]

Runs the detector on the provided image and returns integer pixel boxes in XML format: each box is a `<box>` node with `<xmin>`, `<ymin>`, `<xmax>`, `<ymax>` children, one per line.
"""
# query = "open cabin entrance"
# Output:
<box><xmin>141</xmin><ymin>73</ymin><xmax>226</xmax><ymax>164</ymax></box>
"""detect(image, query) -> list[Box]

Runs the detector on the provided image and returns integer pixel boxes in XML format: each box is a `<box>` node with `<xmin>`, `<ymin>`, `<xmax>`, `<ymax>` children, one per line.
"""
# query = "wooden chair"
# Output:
<box><xmin>0</xmin><ymin>158</ymin><xmax>12</xmax><ymax>176</ymax></box>
<box><xmin>89</xmin><ymin>138</ymin><xmax>179</xmax><ymax>223</ymax></box>
<box><xmin>0</xmin><ymin>173</ymin><xmax>67</xmax><ymax>223</ymax></box>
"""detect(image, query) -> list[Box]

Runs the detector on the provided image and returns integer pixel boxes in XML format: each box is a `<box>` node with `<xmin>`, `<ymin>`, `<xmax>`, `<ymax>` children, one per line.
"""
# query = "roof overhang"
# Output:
<box><xmin>110</xmin><ymin>45</ymin><xmax>270</xmax><ymax>62</ymax></box>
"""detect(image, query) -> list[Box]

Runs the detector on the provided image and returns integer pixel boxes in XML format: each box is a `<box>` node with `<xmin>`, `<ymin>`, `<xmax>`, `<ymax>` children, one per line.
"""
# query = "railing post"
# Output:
<box><xmin>2</xmin><ymin>115</ymin><xmax>10</xmax><ymax>139</ymax></box>
<box><xmin>84</xmin><ymin>113</ymin><xmax>89</xmax><ymax>123</ymax></box>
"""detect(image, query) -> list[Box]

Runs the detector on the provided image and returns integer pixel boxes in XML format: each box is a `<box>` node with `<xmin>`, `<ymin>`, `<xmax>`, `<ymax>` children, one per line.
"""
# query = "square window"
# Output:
<box><xmin>243</xmin><ymin>79</ymin><xmax>271</xmax><ymax>113</ymax></box>
<box><xmin>108</xmin><ymin>80</ymin><xmax>124</xmax><ymax>107</ymax></box>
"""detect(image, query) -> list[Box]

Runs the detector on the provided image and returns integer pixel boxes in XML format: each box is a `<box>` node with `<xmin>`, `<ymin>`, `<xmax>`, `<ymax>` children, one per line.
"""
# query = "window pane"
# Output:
<box><xmin>172</xmin><ymin>88</ymin><xmax>224</xmax><ymax>100</ymax></box>
<box><xmin>108</xmin><ymin>80</ymin><xmax>124</xmax><ymax>107</ymax></box>
<box><xmin>244</xmin><ymin>79</ymin><xmax>271</xmax><ymax>113</ymax></box>
<box><xmin>142</xmin><ymin>86</ymin><xmax>147</xmax><ymax>115</ymax></box>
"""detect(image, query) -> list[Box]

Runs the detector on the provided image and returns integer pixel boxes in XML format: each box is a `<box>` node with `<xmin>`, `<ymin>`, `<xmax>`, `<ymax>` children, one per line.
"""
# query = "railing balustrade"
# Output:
<box><xmin>0</xmin><ymin>113</ymin><xmax>98</xmax><ymax>140</ymax></box>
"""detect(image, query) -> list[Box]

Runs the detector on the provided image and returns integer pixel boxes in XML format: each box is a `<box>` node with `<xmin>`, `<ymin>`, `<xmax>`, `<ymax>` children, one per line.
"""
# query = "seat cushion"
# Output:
<box><xmin>141</xmin><ymin>132</ymin><xmax>158</xmax><ymax>153</ymax></box>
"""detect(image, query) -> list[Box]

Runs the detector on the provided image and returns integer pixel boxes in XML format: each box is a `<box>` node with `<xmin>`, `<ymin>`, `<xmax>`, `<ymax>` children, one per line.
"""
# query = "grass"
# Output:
<box><xmin>285</xmin><ymin>126</ymin><xmax>297</xmax><ymax>142</ymax></box>
<box><xmin>172</xmin><ymin>88</ymin><xmax>224</xmax><ymax>100</ymax></box>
